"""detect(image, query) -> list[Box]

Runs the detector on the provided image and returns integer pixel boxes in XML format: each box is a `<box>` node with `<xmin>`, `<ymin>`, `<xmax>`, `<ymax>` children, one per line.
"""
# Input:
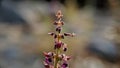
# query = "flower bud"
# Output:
<box><xmin>48</xmin><ymin>32</ymin><xmax>55</xmax><ymax>36</ymax></box>
<box><xmin>43</xmin><ymin>52</ymin><xmax>53</xmax><ymax>57</ymax></box>
<box><xmin>54</xmin><ymin>34</ymin><xmax>57</xmax><ymax>39</ymax></box>
<box><xmin>66</xmin><ymin>56</ymin><xmax>71</xmax><ymax>61</ymax></box>
<box><xmin>61</xmin><ymin>54</ymin><xmax>71</xmax><ymax>61</ymax></box>
<box><xmin>61</xmin><ymin>54</ymin><xmax>65</xmax><ymax>58</ymax></box>
<box><xmin>53</xmin><ymin>21</ymin><xmax>57</xmax><ymax>25</ymax></box>
<box><xmin>64</xmin><ymin>56</ymin><xmax>71</xmax><ymax>61</ymax></box>
<box><xmin>63</xmin><ymin>44</ymin><xmax>67</xmax><ymax>51</ymax></box>
<box><xmin>56</xmin><ymin>10</ymin><xmax>63</xmax><ymax>19</ymax></box>
<box><xmin>56</xmin><ymin>27</ymin><xmax>62</xmax><ymax>33</ymax></box>
<box><xmin>64</xmin><ymin>33</ymin><xmax>75</xmax><ymax>37</ymax></box>
<box><xmin>63</xmin><ymin>48</ymin><xmax>67</xmax><ymax>52</ymax></box>
<box><xmin>43</xmin><ymin>61</ymin><xmax>50</xmax><ymax>68</ymax></box>
<box><xmin>61</xmin><ymin>21</ymin><xmax>64</xmax><ymax>25</ymax></box>
<box><xmin>61</xmin><ymin>35</ymin><xmax>64</xmax><ymax>39</ymax></box>
<box><xmin>62</xmin><ymin>62</ymin><xmax>68</xmax><ymax>68</ymax></box>
<box><xmin>64</xmin><ymin>33</ymin><xmax>71</xmax><ymax>36</ymax></box>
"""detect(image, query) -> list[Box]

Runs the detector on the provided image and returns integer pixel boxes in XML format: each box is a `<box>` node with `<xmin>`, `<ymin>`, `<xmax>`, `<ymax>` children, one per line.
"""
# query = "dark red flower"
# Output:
<box><xmin>54</xmin><ymin>42</ymin><xmax>63</xmax><ymax>49</ymax></box>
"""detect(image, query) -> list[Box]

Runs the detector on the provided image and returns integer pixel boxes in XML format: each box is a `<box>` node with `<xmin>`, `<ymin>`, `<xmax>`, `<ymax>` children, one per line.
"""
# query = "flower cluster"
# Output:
<box><xmin>43</xmin><ymin>10</ymin><xmax>75</xmax><ymax>68</ymax></box>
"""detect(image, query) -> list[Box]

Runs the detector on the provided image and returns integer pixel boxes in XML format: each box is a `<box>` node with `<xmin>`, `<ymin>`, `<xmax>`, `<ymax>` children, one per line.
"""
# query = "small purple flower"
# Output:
<box><xmin>43</xmin><ymin>52</ymin><xmax>53</xmax><ymax>57</ymax></box>
<box><xmin>48</xmin><ymin>32</ymin><xmax>55</xmax><ymax>36</ymax></box>
<box><xmin>61</xmin><ymin>62</ymin><xmax>68</xmax><ymax>68</ymax></box>
<box><xmin>64</xmin><ymin>33</ymin><xmax>75</xmax><ymax>37</ymax></box>
<box><xmin>63</xmin><ymin>47</ymin><xmax>67</xmax><ymax>52</ymax></box>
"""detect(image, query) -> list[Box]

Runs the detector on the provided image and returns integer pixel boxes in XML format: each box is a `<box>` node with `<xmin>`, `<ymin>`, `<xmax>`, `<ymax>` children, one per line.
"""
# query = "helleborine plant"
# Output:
<box><xmin>43</xmin><ymin>10</ymin><xmax>75</xmax><ymax>68</ymax></box>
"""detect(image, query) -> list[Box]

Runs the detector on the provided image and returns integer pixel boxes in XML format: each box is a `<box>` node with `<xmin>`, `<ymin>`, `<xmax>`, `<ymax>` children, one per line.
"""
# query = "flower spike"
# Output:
<box><xmin>43</xmin><ymin>10</ymin><xmax>75</xmax><ymax>68</ymax></box>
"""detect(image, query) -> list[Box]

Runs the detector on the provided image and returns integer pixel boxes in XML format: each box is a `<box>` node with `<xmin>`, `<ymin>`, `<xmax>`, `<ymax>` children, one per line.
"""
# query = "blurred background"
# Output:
<box><xmin>0</xmin><ymin>0</ymin><xmax>120</xmax><ymax>68</ymax></box>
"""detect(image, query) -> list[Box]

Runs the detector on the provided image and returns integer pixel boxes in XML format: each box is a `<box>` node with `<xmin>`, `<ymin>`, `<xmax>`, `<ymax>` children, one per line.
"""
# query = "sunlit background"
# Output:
<box><xmin>0</xmin><ymin>0</ymin><xmax>120</xmax><ymax>68</ymax></box>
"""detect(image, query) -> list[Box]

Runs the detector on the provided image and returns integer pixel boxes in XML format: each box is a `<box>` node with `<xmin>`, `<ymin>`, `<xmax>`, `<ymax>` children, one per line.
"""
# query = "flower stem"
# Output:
<box><xmin>54</xmin><ymin>49</ymin><xmax>59</xmax><ymax>68</ymax></box>
<box><xmin>54</xmin><ymin>33</ymin><xmax>61</xmax><ymax>68</ymax></box>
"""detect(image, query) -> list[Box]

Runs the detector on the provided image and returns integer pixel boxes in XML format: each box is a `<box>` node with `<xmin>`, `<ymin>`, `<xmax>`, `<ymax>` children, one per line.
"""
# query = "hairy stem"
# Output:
<box><xmin>54</xmin><ymin>49</ymin><xmax>59</xmax><ymax>68</ymax></box>
<box><xmin>54</xmin><ymin>31</ymin><xmax>61</xmax><ymax>68</ymax></box>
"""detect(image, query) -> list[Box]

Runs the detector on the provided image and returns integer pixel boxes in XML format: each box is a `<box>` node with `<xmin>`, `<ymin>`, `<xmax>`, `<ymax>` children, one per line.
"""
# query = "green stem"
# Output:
<box><xmin>54</xmin><ymin>33</ymin><xmax>61</xmax><ymax>68</ymax></box>
<box><xmin>54</xmin><ymin>49</ymin><xmax>59</xmax><ymax>68</ymax></box>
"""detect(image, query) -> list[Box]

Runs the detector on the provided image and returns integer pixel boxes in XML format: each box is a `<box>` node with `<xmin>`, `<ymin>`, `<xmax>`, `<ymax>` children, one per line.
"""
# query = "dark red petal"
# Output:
<box><xmin>54</xmin><ymin>34</ymin><xmax>57</xmax><ymax>39</ymax></box>
<box><xmin>53</xmin><ymin>21</ymin><xmax>57</xmax><ymax>25</ymax></box>
<box><xmin>61</xmin><ymin>35</ymin><xmax>64</xmax><ymax>39</ymax></box>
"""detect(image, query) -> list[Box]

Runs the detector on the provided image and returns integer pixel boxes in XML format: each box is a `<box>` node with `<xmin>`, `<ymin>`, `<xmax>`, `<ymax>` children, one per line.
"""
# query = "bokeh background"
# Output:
<box><xmin>0</xmin><ymin>0</ymin><xmax>120</xmax><ymax>68</ymax></box>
